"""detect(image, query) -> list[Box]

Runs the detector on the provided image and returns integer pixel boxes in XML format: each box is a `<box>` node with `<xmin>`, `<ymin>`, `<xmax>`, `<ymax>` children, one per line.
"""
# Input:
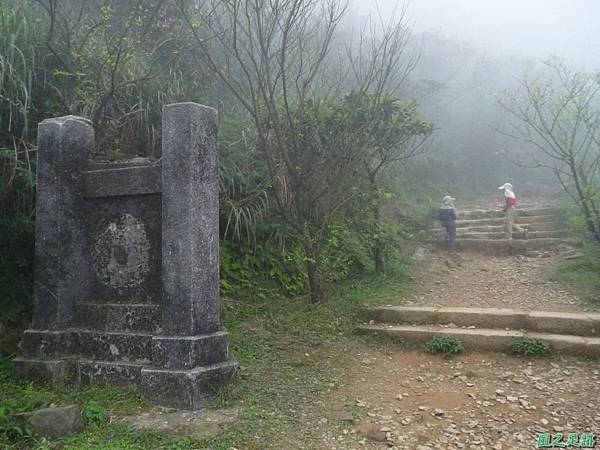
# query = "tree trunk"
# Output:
<box><xmin>370</xmin><ymin>178</ymin><xmax>385</xmax><ymax>274</ymax></box>
<box><xmin>569</xmin><ymin>160</ymin><xmax>600</xmax><ymax>245</ymax></box>
<box><xmin>372</xmin><ymin>243</ymin><xmax>385</xmax><ymax>274</ymax></box>
<box><xmin>581</xmin><ymin>199</ymin><xmax>600</xmax><ymax>246</ymax></box>
<box><xmin>302</xmin><ymin>237</ymin><xmax>325</xmax><ymax>303</ymax></box>
<box><xmin>306</xmin><ymin>258</ymin><xmax>325</xmax><ymax>303</ymax></box>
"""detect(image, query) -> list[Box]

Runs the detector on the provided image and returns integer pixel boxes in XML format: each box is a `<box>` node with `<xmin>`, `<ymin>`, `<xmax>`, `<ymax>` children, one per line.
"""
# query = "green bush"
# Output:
<box><xmin>509</xmin><ymin>337</ymin><xmax>551</xmax><ymax>357</ymax></box>
<box><xmin>425</xmin><ymin>335</ymin><xmax>464</xmax><ymax>358</ymax></box>
<box><xmin>220</xmin><ymin>238</ymin><xmax>308</xmax><ymax>299</ymax></box>
<box><xmin>320</xmin><ymin>221</ymin><xmax>372</xmax><ymax>282</ymax></box>
<box><xmin>0</xmin><ymin>148</ymin><xmax>35</xmax><ymax>353</ymax></box>
<box><xmin>84</xmin><ymin>400</ymin><xmax>108</xmax><ymax>426</ymax></box>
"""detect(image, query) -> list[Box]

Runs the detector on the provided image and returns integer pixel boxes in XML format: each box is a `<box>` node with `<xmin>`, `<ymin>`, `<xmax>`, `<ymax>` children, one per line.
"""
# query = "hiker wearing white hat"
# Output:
<box><xmin>437</xmin><ymin>195</ymin><xmax>457</xmax><ymax>251</ymax></box>
<box><xmin>498</xmin><ymin>183</ymin><xmax>527</xmax><ymax>240</ymax></box>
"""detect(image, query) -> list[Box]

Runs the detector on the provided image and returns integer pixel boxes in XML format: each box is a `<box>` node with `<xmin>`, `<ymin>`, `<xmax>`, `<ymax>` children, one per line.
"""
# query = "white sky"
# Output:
<box><xmin>352</xmin><ymin>0</ymin><xmax>600</xmax><ymax>69</ymax></box>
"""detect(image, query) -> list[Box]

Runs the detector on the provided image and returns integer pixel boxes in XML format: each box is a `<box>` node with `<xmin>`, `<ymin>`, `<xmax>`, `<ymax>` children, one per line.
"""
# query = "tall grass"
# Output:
<box><xmin>0</xmin><ymin>0</ymin><xmax>39</xmax><ymax>354</ymax></box>
<box><xmin>0</xmin><ymin>0</ymin><xmax>38</xmax><ymax>216</ymax></box>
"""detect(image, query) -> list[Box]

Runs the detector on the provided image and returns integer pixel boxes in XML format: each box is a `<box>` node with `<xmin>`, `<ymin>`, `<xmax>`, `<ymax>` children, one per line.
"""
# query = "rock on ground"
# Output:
<box><xmin>120</xmin><ymin>407</ymin><xmax>241</xmax><ymax>440</ymax></box>
<box><xmin>11</xmin><ymin>405</ymin><xmax>84</xmax><ymax>439</ymax></box>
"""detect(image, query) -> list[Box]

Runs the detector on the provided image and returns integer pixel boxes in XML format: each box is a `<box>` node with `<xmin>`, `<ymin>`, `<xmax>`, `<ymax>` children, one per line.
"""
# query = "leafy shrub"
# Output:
<box><xmin>425</xmin><ymin>335</ymin><xmax>464</xmax><ymax>357</ymax></box>
<box><xmin>220</xmin><ymin>238</ymin><xmax>308</xmax><ymax>299</ymax></box>
<box><xmin>320</xmin><ymin>221</ymin><xmax>371</xmax><ymax>282</ymax></box>
<box><xmin>509</xmin><ymin>337</ymin><xmax>551</xmax><ymax>356</ymax></box>
<box><xmin>0</xmin><ymin>214</ymin><xmax>34</xmax><ymax>355</ymax></box>
<box><xmin>84</xmin><ymin>400</ymin><xmax>108</xmax><ymax>426</ymax></box>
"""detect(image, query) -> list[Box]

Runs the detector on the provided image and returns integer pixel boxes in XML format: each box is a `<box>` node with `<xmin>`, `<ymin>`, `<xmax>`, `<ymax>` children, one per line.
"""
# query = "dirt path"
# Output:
<box><xmin>307</xmin><ymin>250</ymin><xmax>600</xmax><ymax>450</ymax></box>
<box><xmin>405</xmin><ymin>250</ymin><xmax>583</xmax><ymax>312</ymax></box>
<box><xmin>318</xmin><ymin>349</ymin><xmax>600</xmax><ymax>450</ymax></box>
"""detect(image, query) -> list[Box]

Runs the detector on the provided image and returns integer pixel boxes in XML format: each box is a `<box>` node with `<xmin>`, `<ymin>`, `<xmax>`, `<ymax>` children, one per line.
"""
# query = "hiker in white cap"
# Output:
<box><xmin>437</xmin><ymin>195</ymin><xmax>457</xmax><ymax>251</ymax></box>
<box><xmin>498</xmin><ymin>183</ymin><xmax>527</xmax><ymax>240</ymax></box>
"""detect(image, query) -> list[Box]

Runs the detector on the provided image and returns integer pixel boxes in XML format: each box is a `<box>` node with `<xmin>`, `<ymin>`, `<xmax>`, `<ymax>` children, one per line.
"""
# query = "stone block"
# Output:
<box><xmin>439</xmin><ymin>307</ymin><xmax>528</xmax><ymax>330</ymax></box>
<box><xmin>73</xmin><ymin>303</ymin><xmax>161</xmax><ymax>333</ymax></box>
<box><xmin>527</xmin><ymin>311</ymin><xmax>600</xmax><ymax>336</ymax></box>
<box><xmin>453</xmin><ymin>328</ymin><xmax>522</xmax><ymax>351</ymax></box>
<box><xmin>11</xmin><ymin>405</ymin><xmax>84</xmax><ymax>439</ymax></box>
<box><xmin>582</xmin><ymin>337</ymin><xmax>600</xmax><ymax>357</ymax></box>
<box><xmin>141</xmin><ymin>360</ymin><xmax>238</xmax><ymax>410</ymax></box>
<box><xmin>78</xmin><ymin>360</ymin><xmax>143</xmax><ymax>386</ymax></box>
<box><xmin>75</xmin><ymin>331</ymin><xmax>153</xmax><ymax>363</ymax></box>
<box><xmin>21</xmin><ymin>330</ymin><xmax>77</xmax><ymax>359</ymax></box>
<box><xmin>82</xmin><ymin>161</ymin><xmax>162</xmax><ymax>198</ymax></box>
<box><xmin>151</xmin><ymin>331</ymin><xmax>230</xmax><ymax>369</ymax></box>
<box><xmin>13</xmin><ymin>358</ymin><xmax>75</xmax><ymax>385</ymax></box>
<box><xmin>527</xmin><ymin>332</ymin><xmax>588</xmax><ymax>356</ymax></box>
<box><xmin>363</xmin><ymin>306</ymin><xmax>439</xmax><ymax>325</ymax></box>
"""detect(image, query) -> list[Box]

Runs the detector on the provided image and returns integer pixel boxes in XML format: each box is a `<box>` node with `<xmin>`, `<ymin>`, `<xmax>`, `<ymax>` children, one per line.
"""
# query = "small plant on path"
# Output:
<box><xmin>425</xmin><ymin>335</ymin><xmax>464</xmax><ymax>358</ymax></box>
<box><xmin>509</xmin><ymin>337</ymin><xmax>551</xmax><ymax>357</ymax></box>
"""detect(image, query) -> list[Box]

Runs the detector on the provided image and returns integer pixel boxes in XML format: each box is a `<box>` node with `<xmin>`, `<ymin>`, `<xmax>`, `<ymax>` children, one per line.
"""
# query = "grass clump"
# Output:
<box><xmin>550</xmin><ymin>248</ymin><xmax>600</xmax><ymax>308</ymax></box>
<box><xmin>425</xmin><ymin>335</ymin><xmax>464</xmax><ymax>358</ymax></box>
<box><xmin>509</xmin><ymin>337</ymin><xmax>551</xmax><ymax>357</ymax></box>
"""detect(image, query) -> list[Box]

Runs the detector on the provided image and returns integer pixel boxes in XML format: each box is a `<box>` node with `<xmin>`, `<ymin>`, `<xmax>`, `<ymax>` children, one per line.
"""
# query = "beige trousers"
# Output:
<box><xmin>504</xmin><ymin>207</ymin><xmax>523</xmax><ymax>239</ymax></box>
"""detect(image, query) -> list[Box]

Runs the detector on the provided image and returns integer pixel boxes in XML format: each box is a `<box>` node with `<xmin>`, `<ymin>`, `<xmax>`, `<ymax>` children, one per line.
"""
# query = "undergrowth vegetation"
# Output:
<box><xmin>550</xmin><ymin>249</ymin><xmax>600</xmax><ymax>307</ymax></box>
<box><xmin>552</xmin><ymin>202</ymin><xmax>600</xmax><ymax>306</ymax></box>
<box><xmin>424</xmin><ymin>335</ymin><xmax>464</xmax><ymax>358</ymax></box>
<box><xmin>1</xmin><ymin>259</ymin><xmax>413</xmax><ymax>449</ymax></box>
<box><xmin>508</xmin><ymin>337</ymin><xmax>551</xmax><ymax>357</ymax></box>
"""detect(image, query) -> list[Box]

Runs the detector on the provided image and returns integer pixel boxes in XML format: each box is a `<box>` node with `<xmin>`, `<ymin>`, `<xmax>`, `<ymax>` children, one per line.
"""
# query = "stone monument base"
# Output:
<box><xmin>15</xmin><ymin>301</ymin><xmax>237</xmax><ymax>409</ymax></box>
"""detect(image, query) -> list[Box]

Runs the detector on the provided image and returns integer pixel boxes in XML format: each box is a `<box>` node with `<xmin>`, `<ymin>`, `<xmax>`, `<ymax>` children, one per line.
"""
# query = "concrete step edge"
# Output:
<box><xmin>457</xmin><ymin>216</ymin><xmax>563</xmax><ymax>226</ymax></box>
<box><xmin>362</xmin><ymin>307</ymin><xmax>600</xmax><ymax>336</ymax></box>
<box><xmin>357</xmin><ymin>324</ymin><xmax>600</xmax><ymax>356</ymax></box>
<box><xmin>456</xmin><ymin>222</ymin><xmax>566</xmax><ymax>232</ymax></box>
<box><xmin>432</xmin><ymin>231</ymin><xmax>571</xmax><ymax>239</ymax></box>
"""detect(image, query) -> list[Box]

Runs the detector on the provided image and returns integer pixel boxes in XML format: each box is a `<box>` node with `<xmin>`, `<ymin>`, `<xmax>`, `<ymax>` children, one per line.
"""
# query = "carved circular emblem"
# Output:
<box><xmin>92</xmin><ymin>213</ymin><xmax>150</xmax><ymax>290</ymax></box>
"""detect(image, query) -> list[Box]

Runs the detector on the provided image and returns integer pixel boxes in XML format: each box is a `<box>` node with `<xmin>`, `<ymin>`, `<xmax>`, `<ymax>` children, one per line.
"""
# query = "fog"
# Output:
<box><xmin>353</xmin><ymin>0</ymin><xmax>600</xmax><ymax>70</ymax></box>
<box><xmin>348</xmin><ymin>0</ymin><xmax>600</xmax><ymax>195</ymax></box>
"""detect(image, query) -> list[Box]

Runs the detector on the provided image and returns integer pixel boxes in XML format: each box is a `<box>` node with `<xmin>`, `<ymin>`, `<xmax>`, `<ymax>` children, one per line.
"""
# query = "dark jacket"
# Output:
<box><xmin>437</xmin><ymin>208</ymin><xmax>456</xmax><ymax>227</ymax></box>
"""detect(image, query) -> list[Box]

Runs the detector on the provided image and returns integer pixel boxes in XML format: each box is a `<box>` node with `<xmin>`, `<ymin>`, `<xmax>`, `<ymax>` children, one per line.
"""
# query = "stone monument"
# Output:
<box><xmin>14</xmin><ymin>103</ymin><xmax>237</xmax><ymax>409</ymax></box>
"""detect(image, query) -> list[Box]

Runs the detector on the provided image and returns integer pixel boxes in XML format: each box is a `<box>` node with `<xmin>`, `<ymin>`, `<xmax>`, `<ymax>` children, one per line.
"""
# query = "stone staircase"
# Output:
<box><xmin>358</xmin><ymin>306</ymin><xmax>600</xmax><ymax>356</ymax></box>
<box><xmin>432</xmin><ymin>205</ymin><xmax>579</xmax><ymax>254</ymax></box>
<box><xmin>18</xmin><ymin>302</ymin><xmax>233</xmax><ymax>389</ymax></box>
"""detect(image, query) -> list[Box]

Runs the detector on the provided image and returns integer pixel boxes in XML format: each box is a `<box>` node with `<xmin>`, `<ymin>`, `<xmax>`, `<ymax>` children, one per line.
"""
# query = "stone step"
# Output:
<box><xmin>436</xmin><ymin>230</ymin><xmax>571</xmax><ymax>240</ymax></box>
<box><xmin>459</xmin><ymin>207</ymin><xmax>557</xmax><ymax>220</ymax></box>
<box><xmin>357</xmin><ymin>325</ymin><xmax>600</xmax><ymax>356</ymax></box>
<box><xmin>76</xmin><ymin>330</ymin><xmax>153</xmax><ymax>363</ymax></box>
<box><xmin>22</xmin><ymin>329</ymin><xmax>153</xmax><ymax>364</ymax></box>
<box><xmin>141</xmin><ymin>360</ymin><xmax>239</xmax><ymax>410</ymax></box>
<box><xmin>16</xmin><ymin>352</ymin><xmax>236</xmax><ymax>391</ymax></box>
<box><xmin>456</xmin><ymin>215</ymin><xmax>559</xmax><ymax>228</ymax></box>
<box><xmin>78</xmin><ymin>360</ymin><xmax>143</xmax><ymax>387</ymax></box>
<box><xmin>431</xmin><ymin>238</ymin><xmax>580</xmax><ymax>254</ymax></box>
<box><xmin>73</xmin><ymin>303</ymin><xmax>161</xmax><ymax>333</ymax></box>
<box><xmin>362</xmin><ymin>307</ymin><xmax>600</xmax><ymax>336</ymax></box>
<box><xmin>457</xmin><ymin>222</ymin><xmax>566</xmax><ymax>233</ymax></box>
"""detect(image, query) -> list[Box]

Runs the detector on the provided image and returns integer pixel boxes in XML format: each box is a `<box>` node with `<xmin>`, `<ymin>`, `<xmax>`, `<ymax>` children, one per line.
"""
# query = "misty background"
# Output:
<box><xmin>356</xmin><ymin>0</ymin><xmax>599</xmax><ymax>70</ymax></box>
<box><xmin>352</xmin><ymin>0</ymin><xmax>600</xmax><ymax>198</ymax></box>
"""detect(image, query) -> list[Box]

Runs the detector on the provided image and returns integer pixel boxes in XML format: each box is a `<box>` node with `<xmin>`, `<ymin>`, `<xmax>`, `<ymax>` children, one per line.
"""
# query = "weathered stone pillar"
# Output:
<box><xmin>160</xmin><ymin>103</ymin><xmax>220</xmax><ymax>335</ymax></box>
<box><xmin>16</xmin><ymin>104</ymin><xmax>236</xmax><ymax>410</ymax></box>
<box><xmin>33</xmin><ymin>116</ymin><xmax>94</xmax><ymax>330</ymax></box>
<box><xmin>141</xmin><ymin>103</ymin><xmax>237</xmax><ymax>410</ymax></box>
